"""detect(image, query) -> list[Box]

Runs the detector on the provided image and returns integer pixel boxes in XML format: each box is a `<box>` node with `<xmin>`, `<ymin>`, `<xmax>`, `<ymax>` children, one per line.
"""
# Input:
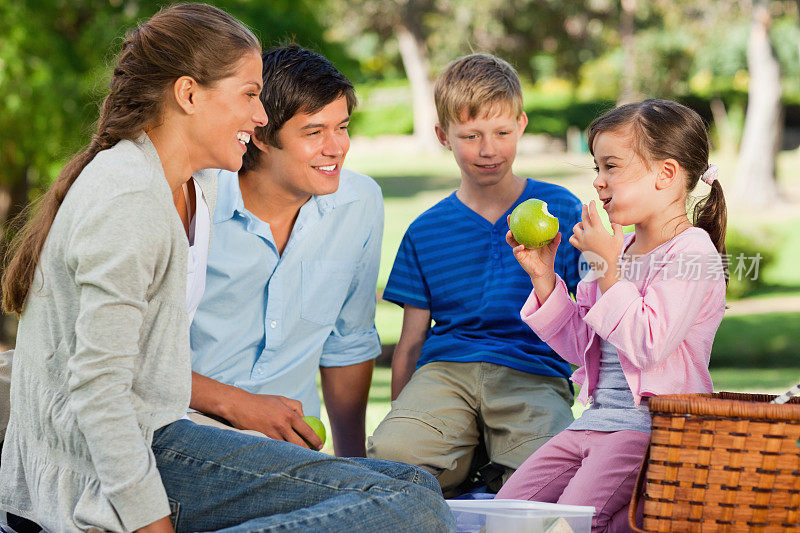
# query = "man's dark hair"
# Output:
<box><xmin>241</xmin><ymin>44</ymin><xmax>357</xmax><ymax>172</ymax></box>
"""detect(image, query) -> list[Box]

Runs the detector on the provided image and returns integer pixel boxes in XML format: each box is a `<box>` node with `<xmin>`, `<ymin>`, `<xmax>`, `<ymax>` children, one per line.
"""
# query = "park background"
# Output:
<box><xmin>1</xmin><ymin>0</ymin><xmax>799</xmax><ymax>448</ymax></box>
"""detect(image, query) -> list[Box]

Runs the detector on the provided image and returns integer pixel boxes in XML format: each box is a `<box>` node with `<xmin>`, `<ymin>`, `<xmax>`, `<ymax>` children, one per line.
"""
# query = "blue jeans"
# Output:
<box><xmin>152</xmin><ymin>420</ymin><xmax>455</xmax><ymax>532</ymax></box>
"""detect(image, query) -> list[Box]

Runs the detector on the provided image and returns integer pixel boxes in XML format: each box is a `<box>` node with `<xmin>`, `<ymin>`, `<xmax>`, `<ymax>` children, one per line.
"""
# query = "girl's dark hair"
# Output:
<box><xmin>588</xmin><ymin>99</ymin><xmax>727</xmax><ymax>278</ymax></box>
<box><xmin>241</xmin><ymin>44</ymin><xmax>357</xmax><ymax>172</ymax></box>
<box><xmin>2</xmin><ymin>3</ymin><xmax>260</xmax><ymax>315</ymax></box>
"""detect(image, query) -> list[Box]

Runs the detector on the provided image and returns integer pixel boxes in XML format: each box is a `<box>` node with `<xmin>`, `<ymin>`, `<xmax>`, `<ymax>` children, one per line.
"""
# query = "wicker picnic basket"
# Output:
<box><xmin>628</xmin><ymin>392</ymin><xmax>800</xmax><ymax>532</ymax></box>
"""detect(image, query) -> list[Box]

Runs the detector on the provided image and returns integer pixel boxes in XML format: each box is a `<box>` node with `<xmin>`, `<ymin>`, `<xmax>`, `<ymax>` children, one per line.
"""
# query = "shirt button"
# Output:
<box><xmin>270</xmin><ymin>320</ymin><xmax>277</xmax><ymax>328</ymax></box>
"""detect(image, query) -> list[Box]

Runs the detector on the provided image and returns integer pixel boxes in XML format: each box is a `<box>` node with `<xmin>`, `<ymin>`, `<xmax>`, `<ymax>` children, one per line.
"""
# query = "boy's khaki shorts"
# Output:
<box><xmin>367</xmin><ymin>361</ymin><xmax>574</xmax><ymax>495</ymax></box>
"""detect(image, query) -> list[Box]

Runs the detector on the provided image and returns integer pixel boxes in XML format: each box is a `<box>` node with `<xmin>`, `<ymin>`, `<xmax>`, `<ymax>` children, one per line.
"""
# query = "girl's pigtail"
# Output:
<box><xmin>693</xmin><ymin>179</ymin><xmax>728</xmax><ymax>283</ymax></box>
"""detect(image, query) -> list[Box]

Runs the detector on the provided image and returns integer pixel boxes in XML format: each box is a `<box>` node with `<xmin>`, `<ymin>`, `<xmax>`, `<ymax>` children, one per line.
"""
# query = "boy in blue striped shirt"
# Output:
<box><xmin>367</xmin><ymin>54</ymin><xmax>583</xmax><ymax>496</ymax></box>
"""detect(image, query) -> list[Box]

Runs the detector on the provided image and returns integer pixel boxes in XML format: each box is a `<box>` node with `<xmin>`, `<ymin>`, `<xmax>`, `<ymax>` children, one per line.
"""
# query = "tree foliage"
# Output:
<box><xmin>0</xmin><ymin>0</ymin><xmax>351</xmax><ymax>201</ymax></box>
<box><xmin>322</xmin><ymin>0</ymin><xmax>620</xmax><ymax>81</ymax></box>
<box><xmin>0</xmin><ymin>0</ymin><xmax>139</xmax><ymax>196</ymax></box>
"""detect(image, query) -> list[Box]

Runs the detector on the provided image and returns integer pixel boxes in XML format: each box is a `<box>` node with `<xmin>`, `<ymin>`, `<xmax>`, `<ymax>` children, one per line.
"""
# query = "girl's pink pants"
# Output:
<box><xmin>496</xmin><ymin>429</ymin><xmax>650</xmax><ymax>532</ymax></box>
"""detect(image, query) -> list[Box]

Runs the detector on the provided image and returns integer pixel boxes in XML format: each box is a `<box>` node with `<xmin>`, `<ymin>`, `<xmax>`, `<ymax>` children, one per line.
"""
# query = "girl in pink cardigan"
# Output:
<box><xmin>496</xmin><ymin>99</ymin><xmax>728</xmax><ymax>532</ymax></box>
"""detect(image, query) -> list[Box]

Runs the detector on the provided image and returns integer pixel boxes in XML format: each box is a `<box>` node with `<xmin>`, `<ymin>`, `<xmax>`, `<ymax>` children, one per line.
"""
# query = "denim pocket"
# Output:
<box><xmin>168</xmin><ymin>497</ymin><xmax>181</xmax><ymax>529</ymax></box>
<box><xmin>300</xmin><ymin>260</ymin><xmax>355</xmax><ymax>325</ymax></box>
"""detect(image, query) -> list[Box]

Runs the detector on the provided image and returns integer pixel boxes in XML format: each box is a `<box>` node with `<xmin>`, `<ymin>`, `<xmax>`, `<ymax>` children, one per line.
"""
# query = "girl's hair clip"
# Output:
<box><xmin>700</xmin><ymin>164</ymin><xmax>719</xmax><ymax>185</ymax></box>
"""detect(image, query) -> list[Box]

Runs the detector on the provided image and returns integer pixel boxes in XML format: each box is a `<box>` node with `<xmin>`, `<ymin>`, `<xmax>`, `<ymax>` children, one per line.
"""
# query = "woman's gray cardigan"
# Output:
<box><xmin>0</xmin><ymin>134</ymin><xmax>216</xmax><ymax>532</ymax></box>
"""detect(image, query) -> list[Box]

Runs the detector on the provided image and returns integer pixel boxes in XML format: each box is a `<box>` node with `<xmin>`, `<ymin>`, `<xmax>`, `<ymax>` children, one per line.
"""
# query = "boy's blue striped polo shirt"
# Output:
<box><xmin>382</xmin><ymin>178</ymin><xmax>583</xmax><ymax>379</ymax></box>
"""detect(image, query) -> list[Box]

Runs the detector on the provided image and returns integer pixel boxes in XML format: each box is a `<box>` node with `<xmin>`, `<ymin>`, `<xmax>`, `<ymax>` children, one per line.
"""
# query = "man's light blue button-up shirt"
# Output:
<box><xmin>190</xmin><ymin>169</ymin><xmax>384</xmax><ymax>417</ymax></box>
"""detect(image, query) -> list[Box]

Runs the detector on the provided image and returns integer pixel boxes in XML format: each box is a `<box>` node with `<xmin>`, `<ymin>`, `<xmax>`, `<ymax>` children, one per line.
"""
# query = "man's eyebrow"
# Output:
<box><xmin>300</xmin><ymin>117</ymin><xmax>351</xmax><ymax>130</ymax></box>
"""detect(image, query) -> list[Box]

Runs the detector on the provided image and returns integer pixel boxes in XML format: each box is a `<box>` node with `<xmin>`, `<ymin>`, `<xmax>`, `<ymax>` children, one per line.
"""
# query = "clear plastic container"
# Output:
<box><xmin>446</xmin><ymin>499</ymin><xmax>595</xmax><ymax>533</ymax></box>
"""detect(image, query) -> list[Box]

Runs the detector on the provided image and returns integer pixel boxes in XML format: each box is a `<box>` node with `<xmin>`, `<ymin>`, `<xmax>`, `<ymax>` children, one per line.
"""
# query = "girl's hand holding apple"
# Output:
<box><xmin>506</xmin><ymin>226</ymin><xmax>560</xmax><ymax>280</ymax></box>
<box><xmin>506</xmin><ymin>219</ymin><xmax>560</xmax><ymax>303</ymax></box>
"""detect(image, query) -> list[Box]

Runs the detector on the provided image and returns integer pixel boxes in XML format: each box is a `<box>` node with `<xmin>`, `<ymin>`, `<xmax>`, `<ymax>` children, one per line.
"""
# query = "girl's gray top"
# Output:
<box><xmin>568</xmin><ymin>336</ymin><xmax>652</xmax><ymax>433</ymax></box>
<box><xmin>0</xmin><ymin>134</ymin><xmax>216</xmax><ymax>532</ymax></box>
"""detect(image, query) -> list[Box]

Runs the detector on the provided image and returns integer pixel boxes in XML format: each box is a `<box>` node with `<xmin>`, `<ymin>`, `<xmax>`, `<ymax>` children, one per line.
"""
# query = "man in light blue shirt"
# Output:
<box><xmin>189</xmin><ymin>45</ymin><xmax>383</xmax><ymax>458</ymax></box>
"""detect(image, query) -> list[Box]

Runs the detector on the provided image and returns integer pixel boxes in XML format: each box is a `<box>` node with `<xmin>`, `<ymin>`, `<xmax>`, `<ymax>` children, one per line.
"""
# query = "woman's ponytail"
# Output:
<box><xmin>1</xmin><ymin>129</ymin><xmax>117</xmax><ymax>315</ymax></box>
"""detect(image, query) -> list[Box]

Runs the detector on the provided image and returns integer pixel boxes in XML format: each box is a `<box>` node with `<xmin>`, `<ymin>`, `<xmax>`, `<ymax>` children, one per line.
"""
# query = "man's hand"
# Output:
<box><xmin>225</xmin><ymin>391</ymin><xmax>323</xmax><ymax>450</ymax></box>
<box><xmin>190</xmin><ymin>372</ymin><xmax>322</xmax><ymax>450</ymax></box>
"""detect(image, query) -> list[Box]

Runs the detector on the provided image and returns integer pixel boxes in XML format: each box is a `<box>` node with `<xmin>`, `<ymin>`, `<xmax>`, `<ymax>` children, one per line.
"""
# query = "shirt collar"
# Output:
<box><xmin>310</xmin><ymin>170</ymin><xmax>359</xmax><ymax>215</ymax></box>
<box><xmin>213</xmin><ymin>168</ymin><xmax>361</xmax><ymax>223</ymax></box>
<box><xmin>213</xmin><ymin>170</ymin><xmax>245</xmax><ymax>224</ymax></box>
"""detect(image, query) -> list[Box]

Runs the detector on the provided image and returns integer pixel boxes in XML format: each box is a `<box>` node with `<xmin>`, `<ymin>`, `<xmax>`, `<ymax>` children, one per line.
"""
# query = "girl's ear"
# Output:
<box><xmin>655</xmin><ymin>159</ymin><xmax>680</xmax><ymax>190</ymax></box>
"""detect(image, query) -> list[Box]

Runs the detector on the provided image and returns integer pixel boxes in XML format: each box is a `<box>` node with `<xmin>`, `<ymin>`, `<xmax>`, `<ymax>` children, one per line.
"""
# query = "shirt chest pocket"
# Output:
<box><xmin>300</xmin><ymin>260</ymin><xmax>356</xmax><ymax>326</ymax></box>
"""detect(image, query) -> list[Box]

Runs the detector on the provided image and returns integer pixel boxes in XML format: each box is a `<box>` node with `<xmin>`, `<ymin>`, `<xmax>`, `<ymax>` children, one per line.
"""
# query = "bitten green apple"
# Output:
<box><xmin>302</xmin><ymin>415</ymin><xmax>327</xmax><ymax>447</ymax></box>
<box><xmin>509</xmin><ymin>199</ymin><xmax>559</xmax><ymax>249</ymax></box>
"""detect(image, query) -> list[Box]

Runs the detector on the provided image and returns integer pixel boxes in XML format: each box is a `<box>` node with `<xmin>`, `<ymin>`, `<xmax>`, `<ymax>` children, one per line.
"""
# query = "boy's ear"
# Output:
<box><xmin>434</xmin><ymin>123</ymin><xmax>451</xmax><ymax>150</ymax></box>
<box><xmin>173</xmin><ymin>76</ymin><xmax>200</xmax><ymax>115</ymax></box>
<box><xmin>655</xmin><ymin>159</ymin><xmax>680</xmax><ymax>190</ymax></box>
<box><xmin>517</xmin><ymin>111</ymin><xmax>528</xmax><ymax>135</ymax></box>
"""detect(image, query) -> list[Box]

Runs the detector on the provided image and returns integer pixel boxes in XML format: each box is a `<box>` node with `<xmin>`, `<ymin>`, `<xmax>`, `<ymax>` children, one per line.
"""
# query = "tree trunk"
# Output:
<box><xmin>395</xmin><ymin>19</ymin><xmax>439</xmax><ymax>152</ymax></box>
<box><xmin>734</xmin><ymin>0</ymin><xmax>782</xmax><ymax>207</ymax></box>
<box><xmin>618</xmin><ymin>0</ymin><xmax>638</xmax><ymax>105</ymax></box>
<box><xmin>709</xmin><ymin>98</ymin><xmax>738</xmax><ymax>156</ymax></box>
<box><xmin>0</xmin><ymin>166</ymin><xmax>29</xmax><ymax>348</ymax></box>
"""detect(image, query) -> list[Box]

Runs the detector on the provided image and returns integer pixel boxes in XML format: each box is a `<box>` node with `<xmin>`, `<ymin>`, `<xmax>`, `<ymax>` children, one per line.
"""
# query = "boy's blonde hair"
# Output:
<box><xmin>434</xmin><ymin>53</ymin><xmax>523</xmax><ymax>132</ymax></box>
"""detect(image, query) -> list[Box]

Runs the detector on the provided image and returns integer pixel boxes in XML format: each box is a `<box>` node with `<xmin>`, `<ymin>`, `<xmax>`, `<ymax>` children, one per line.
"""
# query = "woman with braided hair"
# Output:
<box><xmin>0</xmin><ymin>4</ymin><xmax>454</xmax><ymax>532</ymax></box>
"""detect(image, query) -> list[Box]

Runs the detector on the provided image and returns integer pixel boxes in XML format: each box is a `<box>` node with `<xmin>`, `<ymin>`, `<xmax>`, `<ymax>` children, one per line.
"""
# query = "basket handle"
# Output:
<box><xmin>628</xmin><ymin>444</ymin><xmax>650</xmax><ymax>533</ymax></box>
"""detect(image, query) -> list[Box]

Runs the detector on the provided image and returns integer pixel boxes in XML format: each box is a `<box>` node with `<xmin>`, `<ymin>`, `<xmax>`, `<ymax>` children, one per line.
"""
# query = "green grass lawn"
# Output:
<box><xmin>711</xmin><ymin>311</ymin><xmax>800</xmax><ymax>367</ymax></box>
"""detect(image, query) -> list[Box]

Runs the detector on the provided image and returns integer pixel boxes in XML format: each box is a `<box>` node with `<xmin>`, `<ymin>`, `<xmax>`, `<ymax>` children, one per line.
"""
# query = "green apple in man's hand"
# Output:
<box><xmin>509</xmin><ymin>199</ymin><xmax>559</xmax><ymax>249</ymax></box>
<box><xmin>302</xmin><ymin>415</ymin><xmax>327</xmax><ymax>448</ymax></box>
